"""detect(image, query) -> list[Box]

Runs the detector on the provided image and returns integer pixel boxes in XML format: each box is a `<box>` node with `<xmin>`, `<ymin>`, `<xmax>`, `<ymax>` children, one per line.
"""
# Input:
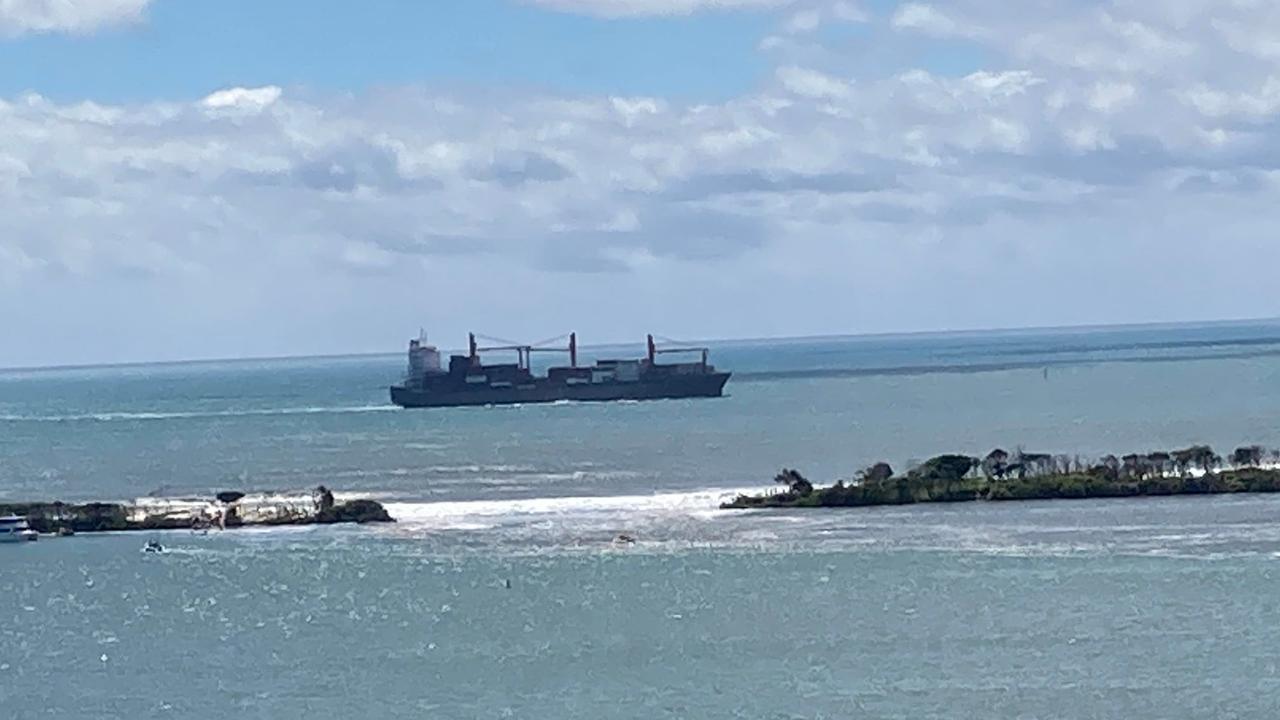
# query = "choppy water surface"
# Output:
<box><xmin>6</xmin><ymin>322</ymin><xmax>1280</xmax><ymax>717</ymax></box>
<box><xmin>6</xmin><ymin>496</ymin><xmax>1280</xmax><ymax>718</ymax></box>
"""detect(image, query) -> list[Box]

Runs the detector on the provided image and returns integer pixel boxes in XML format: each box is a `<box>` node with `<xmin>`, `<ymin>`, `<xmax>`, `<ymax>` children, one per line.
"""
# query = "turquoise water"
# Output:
<box><xmin>6</xmin><ymin>322</ymin><xmax>1280</xmax><ymax>717</ymax></box>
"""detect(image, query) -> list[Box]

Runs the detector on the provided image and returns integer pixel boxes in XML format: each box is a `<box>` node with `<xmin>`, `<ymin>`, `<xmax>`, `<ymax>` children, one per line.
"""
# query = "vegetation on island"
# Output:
<box><xmin>723</xmin><ymin>444</ymin><xmax>1280</xmax><ymax>509</ymax></box>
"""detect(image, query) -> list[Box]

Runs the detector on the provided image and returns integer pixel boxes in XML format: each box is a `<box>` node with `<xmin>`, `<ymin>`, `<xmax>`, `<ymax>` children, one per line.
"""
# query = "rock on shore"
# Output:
<box><xmin>0</xmin><ymin>490</ymin><xmax>395</xmax><ymax>535</ymax></box>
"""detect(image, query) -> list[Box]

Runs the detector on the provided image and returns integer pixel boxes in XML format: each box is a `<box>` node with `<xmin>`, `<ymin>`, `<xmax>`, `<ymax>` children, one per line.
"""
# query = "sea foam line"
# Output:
<box><xmin>0</xmin><ymin>404</ymin><xmax>399</xmax><ymax>422</ymax></box>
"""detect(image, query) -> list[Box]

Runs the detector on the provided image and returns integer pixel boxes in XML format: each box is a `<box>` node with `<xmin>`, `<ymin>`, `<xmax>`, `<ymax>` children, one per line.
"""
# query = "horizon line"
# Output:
<box><xmin>4</xmin><ymin>315</ymin><xmax>1280</xmax><ymax>374</ymax></box>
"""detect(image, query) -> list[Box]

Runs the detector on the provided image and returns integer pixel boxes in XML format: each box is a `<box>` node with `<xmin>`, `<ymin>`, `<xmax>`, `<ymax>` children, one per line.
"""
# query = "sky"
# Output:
<box><xmin>2</xmin><ymin>0</ymin><xmax>1279</xmax><ymax>366</ymax></box>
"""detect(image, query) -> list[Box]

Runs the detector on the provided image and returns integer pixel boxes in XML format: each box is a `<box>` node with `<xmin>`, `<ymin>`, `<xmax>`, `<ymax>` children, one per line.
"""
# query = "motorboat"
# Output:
<box><xmin>142</xmin><ymin>539</ymin><xmax>164</xmax><ymax>554</ymax></box>
<box><xmin>0</xmin><ymin>516</ymin><xmax>38</xmax><ymax>543</ymax></box>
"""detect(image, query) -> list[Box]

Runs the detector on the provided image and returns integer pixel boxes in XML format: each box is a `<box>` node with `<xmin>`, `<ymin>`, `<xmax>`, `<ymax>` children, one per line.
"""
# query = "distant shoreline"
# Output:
<box><xmin>724</xmin><ymin>446</ymin><xmax>1280</xmax><ymax>511</ymax></box>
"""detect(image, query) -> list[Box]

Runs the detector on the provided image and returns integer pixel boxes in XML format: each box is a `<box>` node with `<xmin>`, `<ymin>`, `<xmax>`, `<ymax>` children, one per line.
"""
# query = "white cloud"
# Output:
<box><xmin>784</xmin><ymin>8</ymin><xmax>819</xmax><ymax>32</ymax></box>
<box><xmin>776</xmin><ymin>66</ymin><xmax>850</xmax><ymax>98</ymax></box>
<box><xmin>1088</xmin><ymin>81</ymin><xmax>1136</xmax><ymax>113</ymax></box>
<box><xmin>891</xmin><ymin>3</ymin><xmax>973</xmax><ymax>37</ymax></box>
<box><xmin>780</xmin><ymin>0</ymin><xmax>866</xmax><ymax>33</ymax></box>
<box><xmin>202</xmin><ymin>86</ymin><xmax>283</xmax><ymax>111</ymax></box>
<box><xmin>0</xmin><ymin>0</ymin><xmax>150</xmax><ymax>35</ymax></box>
<box><xmin>1181</xmin><ymin>78</ymin><xmax>1280</xmax><ymax>119</ymax></box>
<box><xmin>964</xmin><ymin>71</ymin><xmax>1045</xmax><ymax>99</ymax></box>
<box><xmin>830</xmin><ymin>1</ymin><xmax>867</xmax><ymax>23</ymax></box>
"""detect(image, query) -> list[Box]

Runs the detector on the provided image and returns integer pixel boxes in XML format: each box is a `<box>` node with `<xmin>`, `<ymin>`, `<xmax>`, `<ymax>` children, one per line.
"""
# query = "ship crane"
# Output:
<box><xmin>469</xmin><ymin>332</ymin><xmax>578</xmax><ymax>370</ymax></box>
<box><xmin>648</xmin><ymin>334</ymin><xmax>710</xmax><ymax>369</ymax></box>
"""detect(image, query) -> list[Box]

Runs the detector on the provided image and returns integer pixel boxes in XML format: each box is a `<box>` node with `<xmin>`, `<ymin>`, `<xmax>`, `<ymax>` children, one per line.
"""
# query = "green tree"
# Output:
<box><xmin>314</xmin><ymin>485</ymin><xmax>335</xmax><ymax>512</ymax></box>
<box><xmin>857</xmin><ymin>462</ymin><xmax>894</xmax><ymax>485</ymax></box>
<box><xmin>774</xmin><ymin>469</ymin><xmax>813</xmax><ymax>497</ymax></box>
<box><xmin>1231</xmin><ymin>446</ymin><xmax>1264</xmax><ymax>468</ymax></box>
<box><xmin>912</xmin><ymin>455</ymin><xmax>977</xmax><ymax>482</ymax></box>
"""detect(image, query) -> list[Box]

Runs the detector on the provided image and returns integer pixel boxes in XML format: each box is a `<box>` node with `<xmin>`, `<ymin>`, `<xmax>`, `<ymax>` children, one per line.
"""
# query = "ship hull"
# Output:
<box><xmin>390</xmin><ymin>372</ymin><xmax>730</xmax><ymax>408</ymax></box>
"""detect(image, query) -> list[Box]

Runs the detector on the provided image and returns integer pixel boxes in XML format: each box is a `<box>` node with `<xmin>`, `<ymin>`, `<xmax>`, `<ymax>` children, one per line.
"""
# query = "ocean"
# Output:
<box><xmin>4</xmin><ymin>321</ymin><xmax>1280</xmax><ymax>718</ymax></box>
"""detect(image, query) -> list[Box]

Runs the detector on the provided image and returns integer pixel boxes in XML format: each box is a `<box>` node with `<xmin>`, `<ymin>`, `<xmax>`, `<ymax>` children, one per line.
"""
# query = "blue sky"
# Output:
<box><xmin>1</xmin><ymin>0</ymin><xmax>777</xmax><ymax>101</ymax></box>
<box><xmin>1</xmin><ymin>0</ymin><xmax>1278</xmax><ymax>366</ymax></box>
<box><xmin>0</xmin><ymin>0</ymin><xmax>984</xmax><ymax>102</ymax></box>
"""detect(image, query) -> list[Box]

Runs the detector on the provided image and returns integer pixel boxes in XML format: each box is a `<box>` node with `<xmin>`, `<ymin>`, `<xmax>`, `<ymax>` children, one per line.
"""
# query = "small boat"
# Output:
<box><xmin>0</xmin><ymin>516</ymin><xmax>38</xmax><ymax>543</ymax></box>
<box><xmin>142</xmin><ymin>539</ymin><xmax>164</xmax><ymax>554</ymax></box>
<box><xmin>611</xmin><ymin>533</ymin><xmax>636</xmax><ymax>547</ymax></box>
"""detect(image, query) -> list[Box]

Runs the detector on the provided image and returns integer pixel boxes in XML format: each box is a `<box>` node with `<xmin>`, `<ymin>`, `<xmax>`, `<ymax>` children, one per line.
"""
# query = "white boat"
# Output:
<box><xmin>0</xmin><ymin>516</ymin><xmax>39</xmax><ymax>543</ymax></box>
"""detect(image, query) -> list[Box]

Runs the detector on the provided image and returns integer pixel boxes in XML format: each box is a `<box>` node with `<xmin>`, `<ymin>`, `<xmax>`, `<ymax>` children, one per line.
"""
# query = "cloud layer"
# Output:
<box><xmin>5</xmin><ymin>0</ymin><xmax>1280</xmax><ymax>364</ymax></box>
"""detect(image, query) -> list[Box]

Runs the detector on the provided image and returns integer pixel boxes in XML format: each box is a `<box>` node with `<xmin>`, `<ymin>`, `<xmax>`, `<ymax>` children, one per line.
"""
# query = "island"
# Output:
<box><xmin>722</xmin><ymin>445</ymin><xmax>1280</xmax><ymax>509</ymax></box>
<box><xmin>0</xmin><ymin>485</ymin><xmax>394</xmax><ymax>535</ymax></box>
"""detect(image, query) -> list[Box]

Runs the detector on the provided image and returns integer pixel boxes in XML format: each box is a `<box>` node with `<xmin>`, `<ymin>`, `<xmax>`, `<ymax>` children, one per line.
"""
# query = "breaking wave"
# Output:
<box><xmin>382</xmin><ymin>486</ymin><xmax>765</xmax><ymax>531</ymax></box>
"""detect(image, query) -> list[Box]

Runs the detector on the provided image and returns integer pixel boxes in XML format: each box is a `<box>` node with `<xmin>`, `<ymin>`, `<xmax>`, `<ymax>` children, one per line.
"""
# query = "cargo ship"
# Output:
<box><xmin>389</xmin><ymin>332</ymin><xmax>730</xmax><ymax>408</ymax></box>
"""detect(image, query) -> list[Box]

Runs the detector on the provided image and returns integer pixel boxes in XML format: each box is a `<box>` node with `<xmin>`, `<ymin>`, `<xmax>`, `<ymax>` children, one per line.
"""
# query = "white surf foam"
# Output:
<box><xmin>383</xmin><ymin>486</ymin><xmax>769</xmax><ymax>529</ymax></box>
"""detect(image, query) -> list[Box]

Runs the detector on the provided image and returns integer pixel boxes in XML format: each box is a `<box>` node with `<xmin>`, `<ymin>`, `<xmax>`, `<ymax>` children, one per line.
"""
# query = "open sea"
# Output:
<box><xmin>5</xmin><ymin>321</ymin><xmax>1280</xmax><ymax>718</ymax></box>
